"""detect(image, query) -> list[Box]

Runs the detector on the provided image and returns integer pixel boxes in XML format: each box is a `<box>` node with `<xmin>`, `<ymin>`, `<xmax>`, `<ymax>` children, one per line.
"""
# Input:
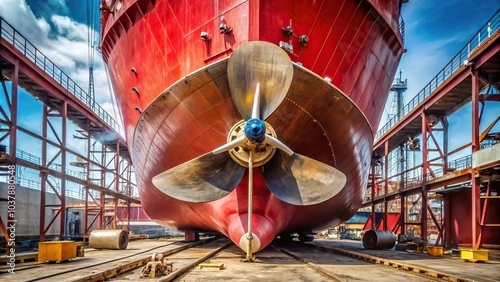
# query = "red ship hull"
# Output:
<box><xmin>100</xmin><ymin>0</ymin><xmax>403</xmax><ymax>251</ymax></box>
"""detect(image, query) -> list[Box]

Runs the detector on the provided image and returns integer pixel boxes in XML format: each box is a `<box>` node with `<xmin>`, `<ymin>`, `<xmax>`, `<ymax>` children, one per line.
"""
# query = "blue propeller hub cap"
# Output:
<box><xmin>244</xmin><ymin>118</ymin><xmax>266</xmax><ymax>141</ymax></box>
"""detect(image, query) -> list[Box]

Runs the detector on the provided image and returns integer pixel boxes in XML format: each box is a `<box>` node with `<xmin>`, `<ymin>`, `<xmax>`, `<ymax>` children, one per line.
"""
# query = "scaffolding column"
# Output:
<box><xmin>471</xmin><ymin>68</ymin><xmax>481</xmax><ymax>250</ymax></box>
<box><xmin>0</xmin><ymin>57</ymin><xmax>19</xmax><ymax>255</ymax></box>
<box><xmin>39</xmin><ymin>104</ymin><xmax>48</xmax><ymax>242</ymax></box>
<box><xmin>400</xmin><ymin>193</ymin><xmax>405</xmax><ymax>235</ymax></box>
<box><xmin>421</xmin><ymin>113</ymin><xmax>428</xmax><ymax>239</ymax></box>
<box><xmin>383</xmin><ymin>141</ymin><xmax>389</xmax><ymax>230</ymax></box>
<box><xmin>8</xmin><ymin>59</ymin><xmax>18</xmax><ymax>163</ymax></box>
<box><xmin>113</xmin><ymin>139</ymin><xmax>120</xmax><ymax>230</ymax></box>
<box><xmin>83</xmin><ymin>120</ymin><xmax>92</xmax><ymax>236</ymax></box>
<box><xmin>60</xmin><ymin>101</ymin><xmax>67</xmax><ymax>237</ymax></box>
<box><xmin>370</xmin><ymin>160</ymin><xmax>376</xmax><ymax>230</ymax></box>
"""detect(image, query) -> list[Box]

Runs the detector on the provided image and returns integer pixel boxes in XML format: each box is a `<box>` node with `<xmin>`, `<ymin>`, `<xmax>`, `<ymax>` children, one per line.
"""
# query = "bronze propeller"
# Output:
<box><xmin>152</xmin><ymin>41</ymin><xmax>346</xmax><ymax>206</ymax></box>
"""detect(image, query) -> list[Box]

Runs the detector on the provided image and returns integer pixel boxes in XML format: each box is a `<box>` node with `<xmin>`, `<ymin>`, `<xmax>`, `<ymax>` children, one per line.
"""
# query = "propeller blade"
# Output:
<box><xmin>152</xmin><ymin>152</ymin><xmax>245</xmax><ymax>202</ymax></box>
<box><xmin>263</xmin><ymin>151</ymin><xmax>347</xmax><ymax>205</ymax></box>
<box><xmin>212</xmin><ymin>135</ymin><xmax>246</xmax><ymax>154</ymax></box>
<box><xmin>251</xmin><ymin>83</ymin><xmax>260</xmax><ymax>119</ymax></box>
<box><xmin>227</xmin><ymin>41</ymin><xmax>293</xmax><ymax>120</ymax></box>
<box><xmin>264</xmin><ymin>134</ymin><xmax>293</xmax><ymax>156</ymax></box>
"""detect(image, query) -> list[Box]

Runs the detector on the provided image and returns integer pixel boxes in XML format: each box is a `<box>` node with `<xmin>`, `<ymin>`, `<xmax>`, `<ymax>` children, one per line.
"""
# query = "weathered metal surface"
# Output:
<box><xmin>134</xmin><ymin>55</ymin><xmax>374</xmax><ymax>252</ymax></box>
<box><xmin>104</xmin><ymin>0</ymin><xmax>404</xmax><ymax>253</ymax></box>
<box><xmin>227</xmin><ymin>41</ymin><xmax>293</xmax><ymax>121</ymax></box>
<box><xmin>152</xmin><ymin>152</ymin><xmax>245</xmax><ymax>202</ymax></box>
<box><xmin>263</xmin><ymin>151</ymin><xmax>346</xmax><ymax>205</ymax></box>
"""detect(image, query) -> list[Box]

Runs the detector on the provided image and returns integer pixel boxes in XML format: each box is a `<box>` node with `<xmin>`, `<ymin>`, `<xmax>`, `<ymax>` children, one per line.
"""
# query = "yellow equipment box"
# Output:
<box><xmin>426</xmin><ymin>246</ymin><xmax>444</xmax><ymax>257</ymax></box>
<box><xmin>460</xmin><ymin>249</ymin><xmax>489</xmax><ymax>263</ymax></box>
<box><xmin>38</xmin><ymin>241</ymin><xmax>77</xmax><ymax>262</ymax></box>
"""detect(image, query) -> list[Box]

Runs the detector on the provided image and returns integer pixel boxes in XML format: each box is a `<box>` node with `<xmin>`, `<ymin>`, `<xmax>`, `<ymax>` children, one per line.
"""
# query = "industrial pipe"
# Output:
<box><xmin>89</xmin><ymin>229</ymin><xmax>129</xmax><ymax>250</ymax></box>
<box><xmin>362</xmin><ymin>230</ymin><xmax>396</xmax><ymax>250</ymax></box>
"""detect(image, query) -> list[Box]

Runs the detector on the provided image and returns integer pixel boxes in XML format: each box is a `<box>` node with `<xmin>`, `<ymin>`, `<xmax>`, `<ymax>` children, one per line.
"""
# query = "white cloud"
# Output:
<box><xmin>0</xmin><ymin>0</ymin><xmax>51</xmax><ymax>48</ymax></box>
<box><xmin>52</xmin><ymin>15</ymin><xmax>87</xmax><ymax>41</ymax></box>
<box><xmin>0</xmin><ymin>0</ymin><xmax>120</xmax><ymax>130</ymax></box>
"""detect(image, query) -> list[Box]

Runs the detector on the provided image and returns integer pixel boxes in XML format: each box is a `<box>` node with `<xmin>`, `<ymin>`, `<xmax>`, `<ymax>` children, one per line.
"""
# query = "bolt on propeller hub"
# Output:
<box><xmin>244</xmin><ymin>118</ymin><xmax>266</xmax><ymax>141</ymax></box>
<box><xmin>227</xmin><ymin>120</ymin><xmax>277</xmax><ymax>168</ymax></box>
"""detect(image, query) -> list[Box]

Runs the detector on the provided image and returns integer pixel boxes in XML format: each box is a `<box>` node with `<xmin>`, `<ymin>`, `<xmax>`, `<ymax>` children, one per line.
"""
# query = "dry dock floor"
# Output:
<box><xmin>1</xmin><ymin>238</ymin><xmax>185</xmax><ymax>281</ymax></box>
<box><xmin>1</xmin><ymin>238</ymin><xmax>499</xmax><ymax>281</ymax></box>
<box><xmin>310</xmin><ymin>239</ymin><xmax>500</xmax><ymax>282</ymax></box>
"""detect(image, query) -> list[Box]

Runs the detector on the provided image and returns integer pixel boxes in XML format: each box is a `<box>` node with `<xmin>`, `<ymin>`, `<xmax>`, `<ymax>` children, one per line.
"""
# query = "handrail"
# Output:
<box><xmin>375</xmin><ymin>9</ymin><xmax>500</xmax><ymax>141</ymax></box>
<box><xmin>2</xmin><ymin>146</ymin><xmax>138</xmax><ymax>200</ymax></box>
<box><xmin>0</xmin><ymin>17</ymin><xmax>123</xmax><ymax>134</ymax></box>
<box><xmin>369</xmin><ymin>154</ymin><xmax>473</xmax><ymax>195</ymax></box>
<box><xmin>18</xmin><ymin>178</ymin><xmax>89</xmax><ymax>200</ymax></box>
<box><xmin>399</xmin><ymin>14</ymin><xmax>405</xmax><ymax>45</ymax></box>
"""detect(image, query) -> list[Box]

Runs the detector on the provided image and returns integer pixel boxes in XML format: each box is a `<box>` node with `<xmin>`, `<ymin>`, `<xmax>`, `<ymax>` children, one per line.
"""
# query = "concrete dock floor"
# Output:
<box><xmin>310</xmin><ymin>239</ymin><xmax>500</xmax><ymax>282</ymax></box>
<box><xmin>1</xmin><ymin>238</ymin><xmax>499</xmax><ymax>281</ymax></box>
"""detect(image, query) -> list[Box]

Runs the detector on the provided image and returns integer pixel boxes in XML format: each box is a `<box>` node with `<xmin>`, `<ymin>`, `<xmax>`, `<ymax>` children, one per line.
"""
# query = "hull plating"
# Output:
<box><xmin>101</xmin><ymin>0</ymin><xmax>404</xmax><ymax>251</ymax></box>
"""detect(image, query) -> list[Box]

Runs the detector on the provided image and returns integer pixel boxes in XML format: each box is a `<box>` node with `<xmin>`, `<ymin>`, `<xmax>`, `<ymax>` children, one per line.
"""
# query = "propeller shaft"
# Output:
<box><xmin>245</xmin><ymin>150</ymin><xmax>254</xmax><ymax>261</ymax></box>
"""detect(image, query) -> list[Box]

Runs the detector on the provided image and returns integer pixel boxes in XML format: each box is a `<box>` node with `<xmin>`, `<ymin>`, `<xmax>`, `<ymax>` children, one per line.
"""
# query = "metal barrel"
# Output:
<box><xmin>89</xmin><ymin>229</ymin><xmax>129</xmax><ymax>250</ymax></box>
<box><xmin>362</xmin><ymin>230</ymin><xmax>396</xmax><ymax>250</ymax></box>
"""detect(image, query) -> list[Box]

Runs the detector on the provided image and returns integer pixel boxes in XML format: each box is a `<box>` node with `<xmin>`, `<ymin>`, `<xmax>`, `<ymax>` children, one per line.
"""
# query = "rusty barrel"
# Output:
<box><xmin>89</xmin><ymin>229</ymin><xmax>128</xmax><ymax>250</ymax></box>
<box><xmin>362</xmin><ymin>230</ymin><xmax>396</xmax><ymax>250</ymax></box>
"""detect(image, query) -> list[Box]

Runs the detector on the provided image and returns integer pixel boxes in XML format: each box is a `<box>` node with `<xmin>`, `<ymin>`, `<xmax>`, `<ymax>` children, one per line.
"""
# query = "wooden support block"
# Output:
<box><xmin>199</xmin><ymin>262</ymin><xmax>224</xmax><ymax>270</ymax></box>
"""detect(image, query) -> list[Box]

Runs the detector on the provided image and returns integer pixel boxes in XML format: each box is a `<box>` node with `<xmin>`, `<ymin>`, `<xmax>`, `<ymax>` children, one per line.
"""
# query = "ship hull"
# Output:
<box><xmin>100</xmin><ymin>0</ymin><xmax>404</xmax><ymax>251</ymax></box>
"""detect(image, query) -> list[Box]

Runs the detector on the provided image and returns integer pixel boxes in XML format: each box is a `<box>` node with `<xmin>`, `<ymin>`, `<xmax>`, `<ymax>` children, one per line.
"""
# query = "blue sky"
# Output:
<box><xmin>397</xmin><ymin>0</ymin><xmax>499</xmax><ymax>101</ymax></box>
<box><xmin>393</xmin><ymin>1</ymin><xmax>500</xmax><ymax>160</ymax></box>
<box><xmin>0</xmin><ymin>0</ymin><xmax>499</xmax><ymax>177</ymax></box>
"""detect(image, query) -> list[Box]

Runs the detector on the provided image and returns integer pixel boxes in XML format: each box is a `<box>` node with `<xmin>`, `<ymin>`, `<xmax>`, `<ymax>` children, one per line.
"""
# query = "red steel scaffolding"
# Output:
<box><xmin>0</xmin><ymin>16</ymin><xmax>139</xmax><ymax>248</ymax></box>
<box><xmin>363</xmin><ymin>10</ymin><xmax>500</xmax><ymax>249</ymax></box>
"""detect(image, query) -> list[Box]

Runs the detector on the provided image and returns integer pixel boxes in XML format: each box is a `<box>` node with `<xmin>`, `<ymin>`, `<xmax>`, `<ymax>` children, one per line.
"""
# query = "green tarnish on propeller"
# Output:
<box><xmin>151</xmin><ymin>41</ymin><xmax>347</xmax><ymax>206</ymax></box>
<box><xmin>151</xmin><ymin>153</ymin><xmax>245</xmax><ymax>202</ymax></box>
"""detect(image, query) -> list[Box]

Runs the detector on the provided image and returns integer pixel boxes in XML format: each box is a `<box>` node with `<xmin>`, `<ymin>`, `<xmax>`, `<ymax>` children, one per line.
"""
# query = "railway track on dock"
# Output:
<box><xmin>300</xmin><ymin>241</ymin><xmax>476</xmax><ymax>282</ymax></box>
<box><xmin>271</xmin><ymin>241</ymin><xmax>451</xmax><ymax>282</ymax></box>
<box><xmin>2</xmin><ymin>237</ymin><xmax>227</xmax><ymax>282</ymax></box>
<box><xmin>0</xmin><ymin>240</ymin><xmax>184</xmax><ymax>276</ymax></box>
<box><xmin>3</xmin><ymin>238</ymin><xmax>488</xmax><ymax>281</ymax></box>
<box><xmin>154</xmin><ymin>240</ymin><xmax>444</xmax><ymax>282</ymax></box>
<box><xmin>164</xmin><ymin>240</ymin><xmax>484</xmax><ymax>282</ymax></box>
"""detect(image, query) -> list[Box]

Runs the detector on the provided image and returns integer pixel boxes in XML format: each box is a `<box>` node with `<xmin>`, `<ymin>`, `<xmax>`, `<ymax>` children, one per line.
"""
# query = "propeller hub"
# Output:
<box><xmin>227</xmin><ymin>120</ymin><xmax>277</xmax><ymax>168</ymax></box>
<box><xmin>244</xmin><ymin>118</ymin><xmax>266</xmax><ymax>141</ymax></box>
